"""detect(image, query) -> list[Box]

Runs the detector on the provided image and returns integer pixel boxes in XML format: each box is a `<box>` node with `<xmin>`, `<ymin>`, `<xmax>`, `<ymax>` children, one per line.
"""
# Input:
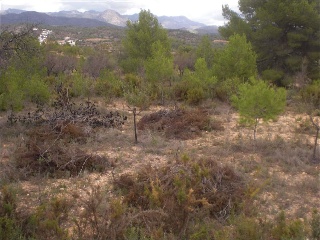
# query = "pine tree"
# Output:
<box><xmin>220</xmin><ymin>0</ymin><xmax>320</xmax><ymax>84</ymax></box>
<box><xmin>122</xmin><ymin>9</ymin><xmax>170</xmax><ymax>73</ymax></box>
<box><xmin>231</xmin><ymin>78</ymin><xmax>286</xmax><ymax>140</ymax></box>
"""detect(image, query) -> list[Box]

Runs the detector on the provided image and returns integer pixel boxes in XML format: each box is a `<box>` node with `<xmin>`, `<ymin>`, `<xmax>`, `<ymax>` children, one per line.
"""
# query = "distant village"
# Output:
<box><xmin>33</xmin><ymin>27</ymin><xmax>76</xmax><ymax>46</ymax></box>
<box><xmin>33</xmin><ymin>27</ymin><xmax>227</xmax><ymax>52</ymax></box>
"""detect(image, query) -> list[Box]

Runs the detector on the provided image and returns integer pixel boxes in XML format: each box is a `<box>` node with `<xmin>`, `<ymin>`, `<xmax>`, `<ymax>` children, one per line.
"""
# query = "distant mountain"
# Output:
<box><xmin>1</xmin><ymin>9</ymin><xmax>219</xmax><ymax>33</ymax></box>
<box><xmin>0</xmin><ymin>11</ymin><xmax>117</xmax><ymax>28</ymax></box>
<box><xmin>124</xmin><ymin>13</ymin><xmax>139</xmax><ymax>22</ymax></box>
<box><xmin>194</xmin><ymin>25</ymin><xmax>219</xmax><ymax>35</ymax></box>
<box><xmin>48</xmin><ymin>9</ymin><xmax>208</xmax><ymax>30</ymax></box>
<box><xmin>158</xmin><ymin>16</ymin><xmax>205</xmax><ymax>30</ymax></box>
<box><xmin>49</xmin><ymin>10</ymin><xmax>100</xmax><ymax>19</ymax></box>
<box><xmin>98</xmin><ymin>10</ymin><xmax>127</xmax><ymax>27</ymax></box>
<box><xmin>0</xmin><ymin>8</ymin><xmax>26</xmax><ymax>14</ymax></box>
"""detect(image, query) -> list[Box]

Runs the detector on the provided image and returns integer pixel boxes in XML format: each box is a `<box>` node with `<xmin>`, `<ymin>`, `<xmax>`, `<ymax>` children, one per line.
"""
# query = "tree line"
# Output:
<box><xmin>0</xmin><ymin>5</ymin><xmax>319</xmax><ymax>147</ymax></box>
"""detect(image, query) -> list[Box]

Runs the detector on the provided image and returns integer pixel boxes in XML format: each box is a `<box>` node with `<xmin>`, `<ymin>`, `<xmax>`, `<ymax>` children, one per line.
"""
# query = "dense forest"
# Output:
<box><xmin>0</xmin><ymin>2</ymin><xmax>319</xmax><ymax>239</ymax></box>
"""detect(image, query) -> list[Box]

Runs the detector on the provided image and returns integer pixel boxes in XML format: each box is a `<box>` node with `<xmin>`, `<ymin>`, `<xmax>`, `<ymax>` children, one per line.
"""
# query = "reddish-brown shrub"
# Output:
<box><xmin>137</xmin><ymin>108</ymin><xmax>224</xmax><ymax>140</ymax></box>
<box><xmin>114</xmin><ymin>157</ymin><xmax>246</xmax><ymax>237</ymax></box>
<box><xmin>14</xmin><ymin>124</ymin><xmax>109</xmax><ymax>178</ymax></box>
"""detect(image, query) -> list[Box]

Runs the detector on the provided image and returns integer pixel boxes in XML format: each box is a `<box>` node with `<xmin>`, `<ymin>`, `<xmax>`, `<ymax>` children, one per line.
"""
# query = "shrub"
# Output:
<box><xmin>114</xmin><ymin>157</ymin><xmax>246</xmax><ymax>238</ymax></box>
<box><xmin>272</xmin><ymin>211</ymin><xmax>306</xmax><ymax>240</ymax></box>
<box><xmin>0</xmin><ymin>185</ymin><xmax>23</xmax><ymax>240</ymax></box>
<box><xmin>24</xmin><ymin>197</ymin><xmax>70</xmax><ymax>240</ymax></box>
<box><xmin>137</xmin><ymin>108</ymin><xmax>224</xmax><ymax>140</ymax></box>
<box><xmin>311</xmin><ymin>210</ymin><xmax>320</xmax><ymax>239</ymax></box>
<box><xmin>69</xmin><ymin>72</ymin><xmax>92</xmax><ymax>98</ymax></box>
<box><xmin>123</xmin><ymin>73</ymin><xmax>142</xmax><ymax>91</ymax></box>
<box><xmin>215</xmin><ymin>77</ymin><xmax>242</xmax><ymax>102</ymax></box>
<box><xmin>233</xmin><ymin>216</ymin><xmax>262</xmax><ymax>240</ymax></box>
<box><xmin>95</xmin><ymin>71</ymin><xmax>123</xmax><ymax>100</ymax></box>
<box><xmin>173</xmin><ymin>79</ymin><xmax>190</xmax><ymax>101</ymax></box>
<box><xmin>24</xmin><ymin>74</ymin><xmax>51</xmax><ymax>105</ymax></box>
<box><xmin>173</xmin><ymin>73</ymin><xmax>206</xmax><ymax>105</ymax></box>
<box><xmin>120</xmin><ymin>57</ymin><xmax>143</xmax><ymax>74</ymax></box>
<box><xmin>13</xmin><ymin>124</ymin><xmax>110</xmax><ymax>178</ymax></box>
<box><xmin>301</xmin><ymin>80</ymin><xmax>320</xmax><ymax>107</ymax></box>
<box><xmin>187</xmin><ymin>87</ymin><xmax>205</xmax><ymax>105</ymax></box>
<box><xmin>124</xmin><ymin>89</ymin><xmax>151</xmax><ymax>110</ymax></box>
<box><xmin>0</xmin><ymin>68</ymin><xmax>25</xmax><ymax>111</ymax></box>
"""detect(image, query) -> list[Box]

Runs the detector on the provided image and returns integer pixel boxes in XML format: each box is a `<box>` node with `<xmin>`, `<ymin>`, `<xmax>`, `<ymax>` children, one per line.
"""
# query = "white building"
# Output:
<box><xmin>38</xmin><ymin>29</ymin><xmax>53</xmax><ymax>44</ymax></box>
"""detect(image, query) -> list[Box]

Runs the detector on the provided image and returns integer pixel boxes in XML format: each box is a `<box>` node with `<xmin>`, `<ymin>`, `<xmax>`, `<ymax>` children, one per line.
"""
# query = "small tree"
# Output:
<box><xmin>174</xmin><ymin>45</ymin><xmax>196</xmax><ymax>76</ymax></box>
<box><xmin>145</xmin><ymin>41</ymin><xmax>174</xmax><ymax>104</ymax></box>
<box><xmin>197</xmin><ymin>35</ymin><xmax>215</xmax><ymax>68</ymax></box>
<box><xmin>232</xmin><ymin>78</ymin><xmax>286</xmax><ymax>140</ymax></box>
<box><xmin>122</xmin><ymin>9</ymin><xmax>170</xmax><ymax>73</ymax></box>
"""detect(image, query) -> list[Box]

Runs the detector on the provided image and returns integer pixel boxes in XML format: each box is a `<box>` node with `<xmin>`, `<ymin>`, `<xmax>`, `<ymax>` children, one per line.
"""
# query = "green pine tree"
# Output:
<box><xmin>231</xmin><ymin>78</ymin><xmax>286</xmax><ymax>140</ymax></box>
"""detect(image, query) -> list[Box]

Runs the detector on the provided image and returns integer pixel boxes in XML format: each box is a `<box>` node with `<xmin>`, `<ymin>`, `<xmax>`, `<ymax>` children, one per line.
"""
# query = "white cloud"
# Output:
<box><xmin>0</xmin><ymin>0</ymin><xmax>239</xmax><ymax>25</ymax></box>
<box><xmin>1</xmin><ymin>0</ymin><xmax>64</xmax><ymax>12</ymax></box>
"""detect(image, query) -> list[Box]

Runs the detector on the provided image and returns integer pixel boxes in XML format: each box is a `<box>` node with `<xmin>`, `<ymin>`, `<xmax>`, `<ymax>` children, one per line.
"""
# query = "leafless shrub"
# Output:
<box><xmin>13</xmin><ymin>123</ymin><xmax>110</xmax><ymax>178</ymax></box>
<box><xmin>8</xmin><ymin>86</ymin><xmax>127</xmax><ymax>129</ymax></box>
<box><xmin>137</xmin><ymin>108</ymin><xmax>224</xmax><ymax>140</ymax></box>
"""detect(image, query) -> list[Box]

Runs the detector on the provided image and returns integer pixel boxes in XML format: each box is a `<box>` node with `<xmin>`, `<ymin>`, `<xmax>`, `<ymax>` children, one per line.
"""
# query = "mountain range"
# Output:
<box><xmin>0</xmin><ymin>8</ymin><xmax>219</xmax><ymax>34</ymax></box>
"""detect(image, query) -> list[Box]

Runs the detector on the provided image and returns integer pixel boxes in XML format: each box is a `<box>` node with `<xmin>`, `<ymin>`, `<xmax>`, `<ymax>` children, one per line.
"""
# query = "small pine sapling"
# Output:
<box><xmin>231</xmin><ymin>78</ymin><xmax>286</xmax><ymax>140</ymax></box>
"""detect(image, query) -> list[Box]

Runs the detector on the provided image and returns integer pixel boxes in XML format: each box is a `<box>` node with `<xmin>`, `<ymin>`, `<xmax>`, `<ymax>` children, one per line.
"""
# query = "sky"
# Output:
<box><xmin>0</xmin><ymin>0</ymin><xmax>239</xmax><ymax>26</ymax></box>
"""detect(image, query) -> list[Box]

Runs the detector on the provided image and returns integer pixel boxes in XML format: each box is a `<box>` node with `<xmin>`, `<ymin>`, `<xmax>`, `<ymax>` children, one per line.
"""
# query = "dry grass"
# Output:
<box><xmin>0</xmin><ymin>99</ymin><xmax>319</xmax><ymax>239</ymax></box>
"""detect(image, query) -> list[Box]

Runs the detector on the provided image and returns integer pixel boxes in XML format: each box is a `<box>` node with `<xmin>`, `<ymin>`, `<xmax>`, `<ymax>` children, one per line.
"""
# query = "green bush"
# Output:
<box><xmin>120</xmin><ymin>58</ymin><xmax>143</xmax><ymax>74</ymax></box>
<box><xmin>24</xmin><ymin>74</ymin><xmax>51</xmax><ymax>105</ymax></box>
<box><xmin>173</xmin><ymin>72</ymin><xmax>206</xmax><ymax>105</ymax></box>
<box><xmin>187</xmin><ymin>87</ymin><xmax>205</xmax><ymax>105</ymax></box>
<box><xmin>190</xmin><ymin>225</ymin><xmax>210</xmax><ymax>240</ymax></box>
<box><xmin>215</xmin><ymin>77</ymin><xmax>242</xmax><ymax>102</ymax></box>
<box><xmin>95</xmin><ymin>71</ymin><xmax>123</xmax><ymax>100</ymax></box>
<box><xmin>233</xmin><ymin>217</ymin><xmax>262</xmax><ymax>240</ymax></box>
<box><xmin>0</xmin><ymin>185</ymin><xmax>23</xmax><ymax>240</ymax></box>
<box><xmin>124</xmin><ymin>89</ymin><xmax>151</xmax><ymax>110</ymax></box>
<box><xmin>0</xmin><ymin>68</ymin><xmax>25</xmax><ymax>111</ymax></box>
<box><xmin>25</xmin><ymin>197</ymin><xmax>70</xmax><ymax>240</ymax></box>
<box><xmin>311</xmin><ymin>210</ymin><xmax>320</xmax><ymax>240</ymax></box>
<box><xmin>0</xmin><ymin>217</ymin><xmax>22</xmax><ymax>240</ymax></box>
<box><xmin>272</xmin><ymin>211</ymin><xmax>306</xmax><ymax>240</ymax></box>
<box><xmin>301</xmin><ymin>80</ymin><xmax>320</xmax><ymax>107</ymax></box>
<box><xmin>123</xmin><ymin>73</ymin><xmax>142</xmax><ymax>91</ymax></box>
<box><xmin>173</xmin><ymin>79</ymin><xmax>190</xmax><ymax>101</ymax></box>
<box><xmin>69</xmin><ymin>72</ymin><xmax>92</xmax><ymax>98</ymax></box>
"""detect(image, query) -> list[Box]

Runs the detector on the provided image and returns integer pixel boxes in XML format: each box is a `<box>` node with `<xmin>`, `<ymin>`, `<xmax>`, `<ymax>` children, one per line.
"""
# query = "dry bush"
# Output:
<box><xmin>13</xmin><ymin>123</ymin><xmax>109</xmax><ymax>178</ymax></box>
<box><xmin>113</xmin><ymin>157</ymin><xmax>246</xmax><ymax>238</ymax></box>
<box><xmin>295</xmin><ymin>117</ymin><xmax>315</xmax><ymax>134</ymax></box>
<box><xmin>73</xmin><ymin>185</ymin><xmax>168</xmax><ymax>240</ymax></box>
<box><xmin>137</xmin><ymin>108</ymin><xmax>224</xmax><ymax>140</ymax></box>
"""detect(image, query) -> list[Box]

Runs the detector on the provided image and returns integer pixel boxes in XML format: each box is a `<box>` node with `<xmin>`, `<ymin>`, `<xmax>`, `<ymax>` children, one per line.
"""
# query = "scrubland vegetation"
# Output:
<box><xmin>0</xmin><ymin>2</ymin><xmax>319</xmax><ymax>239</ymax></box>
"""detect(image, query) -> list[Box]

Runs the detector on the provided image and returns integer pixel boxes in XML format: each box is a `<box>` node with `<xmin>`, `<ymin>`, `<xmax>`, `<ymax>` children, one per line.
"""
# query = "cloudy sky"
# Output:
<box><xmin>1</xmin><ymin>0</ymin><xmax>239</xmax><ymax>26</ymax></box>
